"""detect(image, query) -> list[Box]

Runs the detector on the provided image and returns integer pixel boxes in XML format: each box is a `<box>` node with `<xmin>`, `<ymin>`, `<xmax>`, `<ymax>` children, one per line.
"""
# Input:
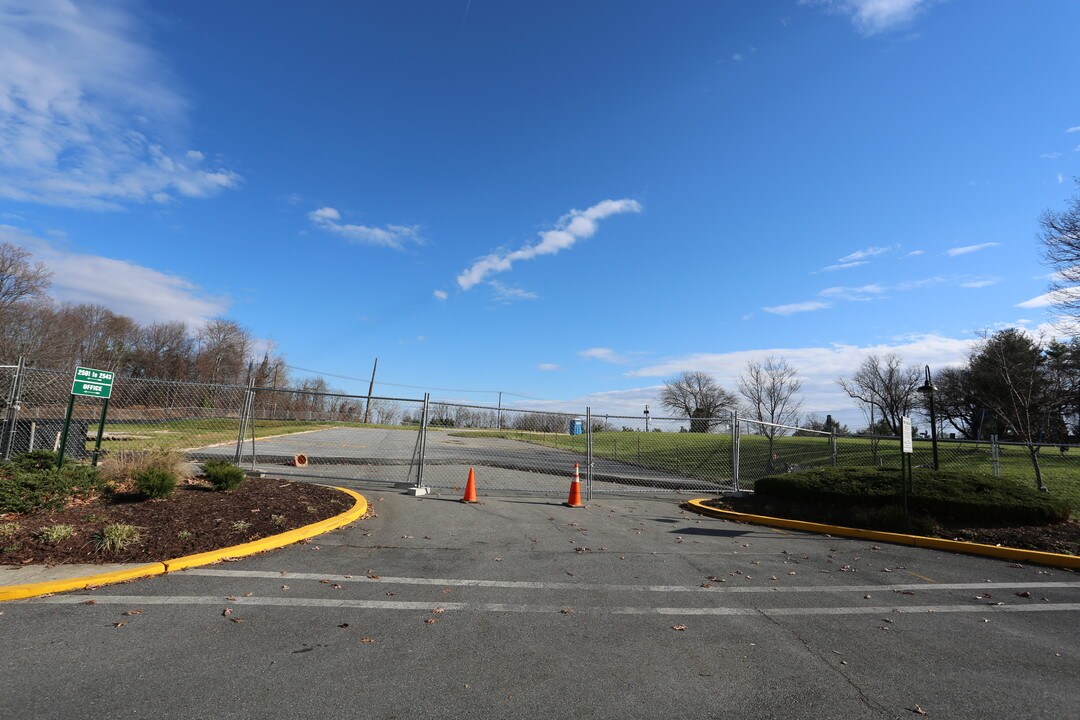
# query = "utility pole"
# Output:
<box><xmin>363</xmin><ymin>357</ymin><xmax>378</xmax><ymax>424</ymax></box>
<box><xmin>497</xmin><ymin>391</ymin><xmax>503</xmax><ymax>429</ymax></box>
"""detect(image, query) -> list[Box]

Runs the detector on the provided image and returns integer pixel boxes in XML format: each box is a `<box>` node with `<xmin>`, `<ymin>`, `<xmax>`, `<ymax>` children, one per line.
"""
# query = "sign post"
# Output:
<box><xmin>58</xmin><ymin>367</ymin><xmax>115</xmax><ymax>468</ymax></box>
<box><xmin>900</xmin><ymin>416</ymin><xmax>913</xmax><ymax>529</ymax></box>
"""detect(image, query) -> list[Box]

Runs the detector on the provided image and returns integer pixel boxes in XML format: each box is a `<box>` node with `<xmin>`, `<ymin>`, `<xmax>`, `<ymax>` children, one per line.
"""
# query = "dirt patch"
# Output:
<box><xmin>703</xmin><ymin>496</ymin><xmax>1080</xmax><ymax>556</ymax></box>
<box><xmin>0</xmin><ymin>478</ymin><xmax>353</xmax><ymax>565</ymax></box>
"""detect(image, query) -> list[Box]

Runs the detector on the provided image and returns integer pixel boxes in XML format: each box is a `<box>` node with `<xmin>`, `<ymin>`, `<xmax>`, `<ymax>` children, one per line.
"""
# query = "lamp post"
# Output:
<box><xmin>644</xmin><ymin>404</ymin><xmax>650</xmax><ymax>433</ymax></box>
<box><xmin>917</xmin><ymin>365</ymin><xmax>939</xmax><ymax>471</ymax></box>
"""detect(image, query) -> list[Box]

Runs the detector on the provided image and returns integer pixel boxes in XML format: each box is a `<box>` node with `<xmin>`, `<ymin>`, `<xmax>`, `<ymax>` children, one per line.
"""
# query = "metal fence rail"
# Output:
<box><xmin>2</xmin><ymin>362</ymin><xmax>1078</xmax><ymax>501</ymax></box>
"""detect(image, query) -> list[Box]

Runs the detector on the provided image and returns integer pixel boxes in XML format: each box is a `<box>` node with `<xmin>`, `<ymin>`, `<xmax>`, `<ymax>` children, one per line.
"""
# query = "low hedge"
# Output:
<box><xmin>754</xmin><ymin>466</ymin><xmax>1071</xmax><ymax>528</ymax></box>
<box><xmin>0</xmin><ymin>459</ymin><xmax>105</xmax><ymax>514</ymax></box>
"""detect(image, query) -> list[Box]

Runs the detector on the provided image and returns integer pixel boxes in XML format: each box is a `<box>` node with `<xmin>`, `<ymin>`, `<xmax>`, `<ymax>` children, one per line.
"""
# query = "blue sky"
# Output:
<box><xmin>2</xmin><ymin>0</ymin><xmax>1079</xmax><ymax>426</ymax></box>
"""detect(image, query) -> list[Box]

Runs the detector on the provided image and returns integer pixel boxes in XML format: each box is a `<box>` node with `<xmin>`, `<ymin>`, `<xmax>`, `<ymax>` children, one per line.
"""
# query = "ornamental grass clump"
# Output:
<box><xmin>202</xmin><ymin>460</ymin><xmax>246</xmax><ymax>491</ymax></box>
<box><xmin>93</xmin><ymin>523</ymin><xmax>142</xmax><ymax>553</ymax></box>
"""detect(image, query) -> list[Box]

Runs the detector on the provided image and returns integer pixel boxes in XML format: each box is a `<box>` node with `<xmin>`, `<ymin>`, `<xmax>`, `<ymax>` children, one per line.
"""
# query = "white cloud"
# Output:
<box><xmin>732</xmin><ymin>53</ymin><xmax>744</xmax><ymax>62</ymax></box>
<box><xmin>1016</xmin><ymin>287</ymin><xmax>1080</xmax><ymax>309</ymax></box>
<box><xmin>837</xmin><ymin>246</ymin><xmax>891</xmax><ymax>263</ymax></box>
<box><xmin>433</xmin><ymin>290</ymin><xmax>449</xmax><ymax>301</ymax></box>
<box><xmin>803</xmin><ymin>0</ymin><xmax>935</xmax><ymax>35</ymax></box>
<box><xmin>903</xmin><ymin>249</ymin><xmax>925</xmax><ymax>257</ymax></box>
<box><xmin>1059</xmin><ymin>173</ymin><xmax>1066</xmax><ymax>184</ymax></box>
<box><xmin>892</xmin><ymin>276</ymin><xmax>946</xmax><ymax>291</ymax></box>
<box><xmin>489</xmin><ymin>281</ymin><xmax>539</xmax><ymax>303</ymax></box>
<box><xmin>945</xmin><ymin>242</ymin><xmax>1000</xmax><ymax>257</ymax></box>
<box><xmin>626</xmin><ymin>332</ymin><xmax>973</xmax><ymax>425</ymax></box>
<box><xmin>2</xmin><ymin>225</ymin><xmax>226</xmax><ymax>326</ymax></box>
<box><xmin>763</xmin><ymin>300</ymin><xmax>832</xmax><ymax>315</ymax></box>
<box><xmin>819</xmin><ymin>284</ymin><xmax>887</xmax><ymax>301</ymax></box>
<box><xmin>1042</xmin><ymin>152</ymin><xmax>1062</xmax><ymax>160</ymax></box>
<box><xmin>456</xmin><ymin>198</ymin><xmax>642</xmax><ymax>290</ymax></box>
<box><xmin>579</xmin><ymin>347</ymin><xmax>629</xmax><ymax>364</ymax></box>
<box><xmin>1067</xmin><ymin>127</ymin><xmax>1080</xmax><ymax>133</ymax></box>
<box><xmin>536</xmin><ymin>363</ymin><xmax>560</xmax><ymax>372</ymax></box>
<box><xmin>959</xmin><ymin>277</ymin><xmax>1001</xmax><ymax>289</ymax></box>
<box><xmin>820</xmin><ymin>260</ymin><xmax>868</xmax><ymax>272</ymax></box>
<box><xmin>309</xmin><ymin>206</ymin><xmax>423</xmax><ymax>250</ymax></box>
<box><xmin>0</xmin><ymin>0</ymin><xmax>241</xmax><ymax>210</ymax></box>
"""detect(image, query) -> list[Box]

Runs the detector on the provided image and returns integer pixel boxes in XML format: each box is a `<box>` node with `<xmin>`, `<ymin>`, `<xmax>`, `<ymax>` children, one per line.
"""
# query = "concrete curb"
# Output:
<box><xmin>684</xmin><ymin>498</ymin><xmax>1080</xmax><ymax>570</ymax></box>
<box><xmin>0</xmin><ymin>486</ymin><xmax>368</xmax><ymax>602</ymax></box>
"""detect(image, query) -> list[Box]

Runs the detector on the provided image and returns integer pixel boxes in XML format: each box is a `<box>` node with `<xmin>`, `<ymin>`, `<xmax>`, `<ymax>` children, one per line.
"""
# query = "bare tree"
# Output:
<box><xmin>970</xmin><ymin>329</ymin><xmax>1074</xmax><ymax>492</ymax></box>
<box><xmin>0</xmin><ymin>242</ymin><xmax>52</xmax><ymax>313</ymax></box>
<box><xmin>659</xmin><ymin>371</ymin><xmax>736</xmax><ymax>432</ymax></box>
<box><xmin>737</xmin><ymin>355</ymin><xmax>803</xmax><ymax>453</ymax></box>
<box><xmin>837</xmin><ymin>354</ymin><xmax>921</xmax><ymax>435</ymax></box>
<box><xmin>1040</xmin><ymin>178</ymin><xmax>1080</xmax><ymax>324</ymax></box>
<box><xmin>195</xmin><ymin>318</ymin><xmax>253</xmax><ymax>385</ymax></box>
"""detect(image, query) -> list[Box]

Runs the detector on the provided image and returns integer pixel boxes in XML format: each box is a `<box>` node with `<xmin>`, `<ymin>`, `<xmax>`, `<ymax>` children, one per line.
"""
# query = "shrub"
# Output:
<box><xmin>754</xmin><ymin>466</ymin><xmax>1071</xmax><ymax>527</ymax></box>
<box><xmin>93</xmin><ymin>523</ymin><xmax>141</xmax><ymax>553</ymax></box>
<box><xmin>202</xmin><ymin>460</ymin><xmax>245</xmax><ymax>491</ymax></box>
<box><xmin>0</xmin><ymin>522</ymin><xmax>21</xmax><ymax>537</ymax></box>
<box><xmin>133</xmin><ymin>467</ymin><xmax>178</xmax><ymax>499</ymax></box>
<box><xmin>10</xmin><ymin>449</ymin><xmax>59</xmax><ymax>471</ymax></box>
<box><xmin>0</xmin><ymin>464</ymin><xmax>104</xmax><ymax>514</ymax></box>
<box><xmin>34</xmin><ymin>524</ymin><xmax>75</xmax><ymax>544</ymax></box>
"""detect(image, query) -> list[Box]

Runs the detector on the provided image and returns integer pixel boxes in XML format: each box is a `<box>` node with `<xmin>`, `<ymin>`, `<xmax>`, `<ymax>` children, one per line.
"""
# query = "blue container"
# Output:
<box><xmin>569</xmin><ymin>418</ymin><xmax>584</xmax><ymax>435</ymax></box>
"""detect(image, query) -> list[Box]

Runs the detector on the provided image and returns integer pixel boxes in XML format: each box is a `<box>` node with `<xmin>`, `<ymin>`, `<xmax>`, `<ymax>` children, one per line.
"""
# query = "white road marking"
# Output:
<box><xmin>26</xmin><ymin>594</ymin><xmax>1080</xmax><ymax>617</ymax></box>
<box><xmin>180</xmin><ymin>570</ymin><xmax>1080</xmax><ymax>595</ymax></box>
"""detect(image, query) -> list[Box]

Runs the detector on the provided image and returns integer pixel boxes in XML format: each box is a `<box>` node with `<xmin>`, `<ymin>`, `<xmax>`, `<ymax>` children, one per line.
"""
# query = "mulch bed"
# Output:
<box><xmin>0</xmin><ymin>478</ymin><xmax>352</xmax><ymax>566</ymax></box>
<box><xmin>703</xmin><ymin>496</ymin><xmax>1080</xmax><ymax>556</ymax></box>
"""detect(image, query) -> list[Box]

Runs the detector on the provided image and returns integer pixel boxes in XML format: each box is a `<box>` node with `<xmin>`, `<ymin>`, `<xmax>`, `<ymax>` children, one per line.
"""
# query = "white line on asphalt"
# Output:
<box><xmin>27</xmin><ymin>594</ymin><xmax>1080</xmax><ymax>616</ymax></box>
<box><xmin>180</xmin><ymin>570</ymin><xmax>1080</xmax><ymax>595</ymax></box>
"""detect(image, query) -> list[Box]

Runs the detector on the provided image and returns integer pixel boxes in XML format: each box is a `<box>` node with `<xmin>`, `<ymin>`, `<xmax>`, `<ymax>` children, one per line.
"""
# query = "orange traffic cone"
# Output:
<box><xmin>461</xmin><ymin>467</ymin><xmax>478</xmax><ymax>503</ymax></box>
<box><xmin>563</xmin><ymin>463</ymin><xmax>584</xmax><ymax>508</ymax></box>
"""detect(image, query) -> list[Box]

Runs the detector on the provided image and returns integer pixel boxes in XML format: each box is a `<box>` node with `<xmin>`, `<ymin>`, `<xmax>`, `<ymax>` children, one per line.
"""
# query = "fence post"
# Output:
<box><xmin>991</xmin><ymin>434</ymin><xmax>1001</xmax><ymax>477</ymax></box>
<box><xmin>830</xmin><ymin>430</ymin><xmax>837</xmax><ymax>467</ymax></box>
<box><xmin>233</xmin><ymin>377</ymin><xmax>255</xmax><ymax>465</ymax></box>
<box><xmin>585</xmin><ymin>406</ymin><xmax>593</xmax><ymax>502</ymax></box>
<box><xmin>1</xmin><ymin>356</ymin><xmax>25</xmax><ymax>461</ymax></box>
<box><xmin>731</xmin><ymin>410</ymin><xmax>740</xmax><ymax>493</ymax></box>
<box><xmin>416</xmin><ymin>393</ymin><xmax>430</xmax><ymax>490</ymax></box>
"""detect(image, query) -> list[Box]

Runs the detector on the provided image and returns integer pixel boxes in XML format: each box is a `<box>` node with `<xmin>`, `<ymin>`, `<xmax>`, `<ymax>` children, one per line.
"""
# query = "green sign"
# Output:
<box><xmin>72</xmin><ymin>366</ymin><xmax>114</xmax><ymax>399</ymax></box>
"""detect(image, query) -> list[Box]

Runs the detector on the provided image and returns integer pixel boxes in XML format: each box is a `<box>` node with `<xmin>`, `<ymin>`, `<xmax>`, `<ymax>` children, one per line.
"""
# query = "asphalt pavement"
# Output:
<box><xmin>2</xmin><ymin>482</ymin><xmax>1078</xmax><ymax>719</ymax></box>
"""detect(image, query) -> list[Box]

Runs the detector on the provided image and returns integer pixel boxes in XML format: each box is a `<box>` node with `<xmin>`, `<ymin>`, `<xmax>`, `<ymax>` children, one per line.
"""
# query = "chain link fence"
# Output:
<box><xmin>2</xmin><ymin>362</ymin><xmax>1079</xmax><ymax>501</ymax></box>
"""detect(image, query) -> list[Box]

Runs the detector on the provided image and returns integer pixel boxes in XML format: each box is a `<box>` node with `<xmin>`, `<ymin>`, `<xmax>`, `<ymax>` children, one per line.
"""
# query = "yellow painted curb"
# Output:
<box><xmin>684</xmin><ymin>498</ymin><xmax>1080</xmax><ymax>570</ymax></box>
<box><xmin>0</xmin><ymin>563</ymin><xmax>166</xmax><ymax>602</ymax></box>
<box><xmin>1</xmin><ymin>486</ymin><xmax>368</xmax><ymax>602</ymax></box>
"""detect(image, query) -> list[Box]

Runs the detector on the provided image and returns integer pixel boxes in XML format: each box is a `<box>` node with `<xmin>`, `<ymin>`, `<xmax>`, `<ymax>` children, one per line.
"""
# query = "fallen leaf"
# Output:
<box><xmin>82</xmin><ymin>600</ymin><xmax>97</xmax><ymax>605</ymax></box>
<box><xmin>1015</xmin><ymin>591</ymin><xmax>1032</xmax><ymax>598</ymax></box>
<box><xmin>367</xmin><ymin>573</ymin><xmax>381</xmax><ymax>580</ymax></box>
<box><xmin>222</xmin><ymin>608</ymin><xmax>233</xmax><ymax>616</ymax></box>
<box><xmin>338</xmin><ymin>623</ymin><xmax>350</xmax><ymax>628</ymax></box>
<box><xmin>112</xmin><ymin>622</ymin><xmax>127</xmax><ymax>628</ymax></box>
<box><xmin>122</xmin><ymin>609</ymin><xmax>143</xmax><ymax>616</ymax></box>
<box><xmin>229</xmin><ymin>617</ymin><xmax>244</xmax><ymax>623</ymax></box>
<box><xmin>360</xmin><ymin>637</ymin><xmax>376</xmax><ymax>643</ymax></box>
<box><xmin>433</xmin><ymin>608</ymin><xmax>445</xmax><ymax>614</ymax></box>
<box><xmin>320</xmin><ymin>579</ymin><xmax>330</xmax><ymax>584</ymax></box>
<box><xmin>281</xmin><ymin>585</ymin><xmax>290</xmax><ymax>590</ymax></box>
<box><xmin>244</xmin><ymin>592</ymin><xmax>253</xmax><ymax>597</ymax></box>
<box><xmin>911</xmin><ymin>704</ymin><xmax>927</xmax><ymax>715</ymax></box>
<box><xmin>226</xmin><ymin>596</ymin><xmax>237</xmax><ymax>601</ymax></box>
<box><xmin>671</xmin><ymin>624</ymin><xmax>688</xmax><ymax>631</ymax></box>
<box><xmin>560</xmin><ymin>608</ymin><xmax>575</xmax><ymax>615</ymax></box>
<box><xmin>425</xmin><ymin>618</ymin><xmax>438</xmax><ymax>624</ymax></box>
<box><xmin>386</xmin><ymin>592</ymin><xmax>396</xmax><ymax>596</ymax></box>
<box><xmin>494</xmin><ymin>557</ymin><xmax>503</xmax><ymax>561</ymax></box>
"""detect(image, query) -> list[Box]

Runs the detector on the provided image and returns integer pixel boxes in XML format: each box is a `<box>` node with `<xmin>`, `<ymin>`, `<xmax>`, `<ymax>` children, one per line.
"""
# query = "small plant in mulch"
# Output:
<box><xmin>93</xmin><ymin>523</ymin><xmax>142</xmax><ymax>553</ymax></box>
<box><xmin>133</xmin><ymin>467</ymin><xmax>178</xmax><ymax>499</ymax></box>
<box><xmin>0</xmin><ymin>521</ymin><xmax>21</xmax><ymax>537</ymax></box>
<box><xmin>202</xmin><ymin>460</ymin><xmax>246</xmax><ymax>491</ymax></box>
<box><xmin>271</xmin><ymin>514</ymin><xmax>287</xmax><ymax>527</ymax></box>
<box><xmin>231</xmin><ymin>520</ymin><xmax>252</xmax><ymax>533</ymax></box>
<box><xmin>33</xmin><ymin>524</ymin><xmax>75</xmax><ymax>544</ymax></box>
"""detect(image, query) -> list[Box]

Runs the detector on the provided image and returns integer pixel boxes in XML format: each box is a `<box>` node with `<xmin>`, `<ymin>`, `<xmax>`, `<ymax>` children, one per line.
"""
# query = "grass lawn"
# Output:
<box><xmin>452</xmin><ymin>429</ymin><xmax>1080</xmax><ymax>510</ymax></box>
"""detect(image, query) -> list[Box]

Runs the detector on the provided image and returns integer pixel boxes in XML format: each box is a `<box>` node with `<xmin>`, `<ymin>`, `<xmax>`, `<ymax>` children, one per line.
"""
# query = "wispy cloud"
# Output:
<box><xmin>1067</xmin><ymin>127</ymin><xmax>1080</xmax><ymax>134</ymax></box>
<box><xmin>579</xmin><ymin>347</ymin><xmax>630</xmax><ymax>364</ymax></box>
<box><xmin>959</xmin><ymin>277</ymin><xmax>1001</xmax><ymax>289</ymax></box>
<box><xmin>1059</xmin><ymin>173</ymin><xmax>1066</xmax><ymax>184</ymax></box>
<box><xmin>489</xmin><ymin>281</ymin><xmax>539</xmax><ymax>303</ymax></box>
<box><xmin>1016</xmin><ymin>287</ymin><xmax>1080</xmax><ymax>309</ymax></box>
<box><xmin>820</xmin><ymin>260</ymin><xmax>868</xmax><ymax>272</ymax></box>
<box><xmin>945</xmin><ymin>242</ymin><xmax>1000</xmax><ymax>257</ymax></box>
<box><xmin>802</xmin><ymin>0</ymin><xmax>935</xmax><ymax>35</ymax></box>
<box><xmin>433</xmin><ymin>290</ymin><xmax>449</xmax><ymax>301</ymax></box>
<box><xmin>1042</xmin><ymin>152</ymin><xmax>1062</xmax><ymax>160</ymax></box>
<box><xmin>3</xmin><ymin>225</ymin><xmax>226</xmax><ymax>325</ymax></box>
<box><xmin>536</xmin><ymin>363</ymin><xmax>560</xmax><ymax>372</ymax></box>
<box><xmin>456</xmin><ymin>198</ymin><xmax>642</xmax><ymax>290</ymax></box>
<box><xmin>819</xmin><ymin>284</ymin><xmax>887</xmax><ymax>301</ymax></box>
<box><xmin>309</xmin><ymin>207</ymin><xmax>423</xmax><ymax>250</ymax></box>
<box><xmin>893</xmin><ymin>276</ymin><xmax>946</xmax><ymax>291</ymax></box>
<box><xmin>0</xmin><ymin>0</ymin><xmax>241</xmax><ymax>210</ymax></box>
<box><xmin>763</xmin><ymin>300</ymin><xmax>832</xmax><ymax>315</ymax></box>
<box><xmin>903</xmin><ymin>249</ymin><xmax>925</xmax><ymax>258</ymax></box>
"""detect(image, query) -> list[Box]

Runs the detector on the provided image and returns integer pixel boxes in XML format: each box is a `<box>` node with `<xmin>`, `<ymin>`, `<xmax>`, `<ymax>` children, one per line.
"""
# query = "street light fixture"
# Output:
<box><xmin>916</xmin><ymin>365</ymin><xmax>939</xmax><ymax>471</ymax></box>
